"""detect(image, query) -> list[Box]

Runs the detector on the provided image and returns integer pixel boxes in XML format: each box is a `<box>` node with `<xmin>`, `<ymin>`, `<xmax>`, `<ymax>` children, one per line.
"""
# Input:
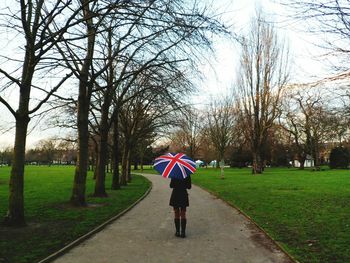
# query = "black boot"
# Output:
<box><xmin>180</xmin><ymin>218</ymin><xmax>187</xmax><ymax>238</ymax></box>
<box><xmin>174</xmin><ymin>218</ymin><xmax>180</xmax><ymax>237</ymax></box>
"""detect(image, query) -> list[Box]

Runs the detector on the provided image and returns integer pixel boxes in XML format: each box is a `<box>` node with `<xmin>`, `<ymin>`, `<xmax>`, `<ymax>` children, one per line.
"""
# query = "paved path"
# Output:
<box><xmin>53</xmin><ymin>174</ymin><xmax>293</xmax><ymax>263</ymax></box>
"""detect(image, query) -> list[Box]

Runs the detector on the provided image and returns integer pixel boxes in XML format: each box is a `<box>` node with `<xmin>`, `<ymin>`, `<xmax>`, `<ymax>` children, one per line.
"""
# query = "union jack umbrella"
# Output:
<box><xmin>153</xmin><ymin>153</ymin><xmax>196</xmax><ymax>180</ymax></box>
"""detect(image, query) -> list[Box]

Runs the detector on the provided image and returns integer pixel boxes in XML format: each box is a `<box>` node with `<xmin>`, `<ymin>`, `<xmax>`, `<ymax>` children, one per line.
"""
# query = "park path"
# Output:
<box><xmin>53</xmin><ymin>173</ymin><xmax>293</xmax><ymax>263</ymax></box>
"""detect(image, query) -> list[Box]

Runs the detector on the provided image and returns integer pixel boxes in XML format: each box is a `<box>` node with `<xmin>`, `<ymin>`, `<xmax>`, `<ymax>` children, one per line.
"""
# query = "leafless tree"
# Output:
<box><xmin>0</xmin><ymin>147</ymin><xmax>13</xmax><ymax>166</ymax></box>
<box><xmin>205</xmin><ymin>97</ymin><xmax>236</xmax><ymax>178</ymax></box>
<box><xmin>118</xmin><ymin>65</ymin><xmax>193</xmax><ymax>185</ymax></box>
<box><xmin>83</xmin><ymin>1</ymin><xmax>228</xmax><ymax>196</ymax></box>
<box><xmin>235</xmin><ymin>12</ymin><xmax>289</xmax><ymax>174</ymax></box>
<box><xmin>281</xmin><ymin>89</ymin><xmax>336</xmax><ymax>169</ymax></box>
<box><xmin>0</xmin><ymin>1</ymin><xmax>80</xmax><ymax>226</ymax></box>
<box><xmin>282</xmin><ymin>1</ymin><xmax>350</xmax><ymax>72</ymax></box>
<box><xmin>282</xmin><ymin>0</ymin><xmax>350</xmax><ymax>116</ymax></box>
<box><xmin>169</xmin><ymin>108</ymin><xmax>203</xmax><ymax>160</ymax></box>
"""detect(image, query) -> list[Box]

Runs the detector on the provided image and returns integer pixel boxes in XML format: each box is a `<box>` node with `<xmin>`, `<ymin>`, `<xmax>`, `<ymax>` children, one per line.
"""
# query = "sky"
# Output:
<box><xmin>0</xmin><ymin>0</ymin><xmax>330</xmax><ymax>149</ymax></box>
<box><xmin>193</xmin><ymin>0</ymin><xmax>328</xmax><ymax>105</ymax></box>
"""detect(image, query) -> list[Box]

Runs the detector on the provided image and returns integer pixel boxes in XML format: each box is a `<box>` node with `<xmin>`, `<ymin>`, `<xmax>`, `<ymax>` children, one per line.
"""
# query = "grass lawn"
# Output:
<box><xmin>174</xmin><ymin>167</ymin><xmax>350</xmax><ymax>263</ymax></box>
<box><xmin>0</xmin><ymin>165</ymin><xmax>151</xmax><ymax>263</ymax></box>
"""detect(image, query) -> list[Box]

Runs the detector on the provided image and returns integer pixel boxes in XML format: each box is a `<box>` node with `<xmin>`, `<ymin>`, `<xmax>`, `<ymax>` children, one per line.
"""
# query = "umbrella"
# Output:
<box><xmin>153</xmin><ymin>153</ymin><xmax>196</xmax><ymax>180</ymax></box>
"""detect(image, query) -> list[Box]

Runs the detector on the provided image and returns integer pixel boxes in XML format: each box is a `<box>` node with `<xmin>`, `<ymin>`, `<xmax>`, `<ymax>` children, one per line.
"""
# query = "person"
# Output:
<box><xmin>169</xmin><ymin>175</ymin><xmax>192</xmax><ymax>238</ymax></box>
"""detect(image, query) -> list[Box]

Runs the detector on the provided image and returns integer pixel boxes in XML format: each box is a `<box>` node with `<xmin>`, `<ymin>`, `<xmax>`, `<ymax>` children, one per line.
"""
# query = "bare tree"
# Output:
<box><xmin>205</xmin><ymin>98</ymin><xmax>236</xmax><ymax>178</ymax></box>
<box><xmin>0</xmin><ymin>1</ymin><xmax>79</xmax><ymax>226</ymax></box>
<box><xmin>169</xmin><ymin>109</ymin><xmax>203</xmax><ymax>159</ymax></box>
<box><xmin>0</xmin><ymin>147</ymin><xmax>13</xmax><ymax>166</ymax></box>
<box><xmin>281</xmin><ymin>89</ymin><xmax>336</xmax><ymax>169</ymax></box>
<box><xmin>88</xmin><ymin>0</ymin><xmax>228</xmax><ymax>195</ymax></box>
<box><xmin>118</xmin><ymin>66</ymin><xmax>193</xmax><ymax>185</ymax></box>
<box><xmin>53</xmin><ymin>0</ymin><xmax>127</xmax><ymax>204</ymax></box>
<box><xmin>54</xmin><ymin>0</ymin><xmax>228</xmax><ymax>201</ymax></box>
<box><xmin>35</xmin><ymin>139</ymin><xmax>58</xmax><ymax>165</ymax></box>
<box><xmin>235</xmin><ymin>11</ymin><xmax>289</xmax><ymax>174</ymax></box>
<box><xmin>283</xmin><ymin>1</ymin><xmax>350</xmax><ymax>72</ymax></box>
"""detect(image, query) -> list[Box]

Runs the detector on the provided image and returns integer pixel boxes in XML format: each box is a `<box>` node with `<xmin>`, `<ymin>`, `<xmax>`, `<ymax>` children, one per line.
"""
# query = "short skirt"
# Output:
<box><xmin>169</xmin><ymin>189</ymin><xmax>189</xmax><ymax>208</ymax></box>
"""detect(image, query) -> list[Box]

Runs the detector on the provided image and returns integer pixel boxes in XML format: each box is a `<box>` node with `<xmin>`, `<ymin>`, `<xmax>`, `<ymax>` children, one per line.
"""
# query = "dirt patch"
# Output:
<box><xmin>246</xmin><ymin>221</ymin><xmax>278</xmax><ymax>253</ymax></box>
<box><xmin>246</xmin><ymin>221</ymin><xmax>294</xmax><ymax>263</ymax></box>
<box><xmin>0</xmin><ymin>221</ymin><xmax>51</xmax><ymax>235</ymax></box>
<box><xmin>52</xmin><ymin>202</ymin><xmax>107</xmax><ymax>210</ymax></box>
<box><xmin>86</xmin><ymin>203</ymin><xmax>105</xmax><ymax>208</ymax></box>
<box><xmin>0</xmin><ymin>219</ymin><xmax>75</xmax><ymax>262</ymax></box>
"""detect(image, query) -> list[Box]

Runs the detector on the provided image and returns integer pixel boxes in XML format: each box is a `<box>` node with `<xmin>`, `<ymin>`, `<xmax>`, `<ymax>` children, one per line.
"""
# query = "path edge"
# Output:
<box><xmin>38</xmin><ymin>176</ymin><xmax>153</xmax><ymax>263</ymax></box>
<box><xmin>193</xmin><ymin>183</ymin><xmax>299</xmax><ymax>263</ymax></box>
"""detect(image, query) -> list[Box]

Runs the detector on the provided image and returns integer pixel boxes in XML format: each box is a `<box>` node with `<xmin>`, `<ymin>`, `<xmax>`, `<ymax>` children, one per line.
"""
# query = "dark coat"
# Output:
<box><xmin>169</xmin><ymin>175</ymin><xmax>192</xmax><ymax>208</ymax></box>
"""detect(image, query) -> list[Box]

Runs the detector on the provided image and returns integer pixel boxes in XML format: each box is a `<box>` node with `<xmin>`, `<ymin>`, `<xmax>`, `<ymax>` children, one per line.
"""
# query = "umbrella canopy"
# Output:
<box><xmin>153</xmin><ymin>153</ymin><xmax>196</xmax><ymax>180</ymax></box>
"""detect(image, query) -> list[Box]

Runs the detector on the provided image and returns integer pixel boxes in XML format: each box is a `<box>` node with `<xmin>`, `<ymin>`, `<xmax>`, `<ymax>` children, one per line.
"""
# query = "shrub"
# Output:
<box><xmin>329</xmin><ymin>146</ymin><xmax>350</xmax><ymax>169</ymax></box>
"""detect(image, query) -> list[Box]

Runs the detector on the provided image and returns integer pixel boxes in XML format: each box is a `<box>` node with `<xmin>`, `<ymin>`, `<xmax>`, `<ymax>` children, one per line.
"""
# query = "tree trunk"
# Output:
<box><xmin>93</xmin><ymin>140</ymin><xmax>98</xmax><ymax>179</ymax></box>
<box><xmin>4</xmin><ymin>115</ymin><xmax>29</xmax><ymax>226</ymax></box>
<box><xmin>91</xmin><ymin>139</ymin><xmax>98</xmax><ymax>175</ymax></box>
<box><xmin>111</xmin><ymin>112</ymin><xmax>120</xmax><ymax>190</ymax></box>
<box><xmin>134</xmin><ymin>160</ymin><xmax>138</xmax><ymax>171</ymax></box>
<box><xmin>4</xmin><ymin>41</ymin><xmax>34</xmax><ymax>226</ymax></box>
<box><xmin>93</xmin><ymin>147</ymin><xmax>108</xmax><ymax>197</ymax></box>
<box><xmin>127</xmin><ymin>157</ymin><xmax>132</xmax><ymax>183</ymax></box>
<box><xmin>252</xmin><ymin>150</ymin><xmax>263</xmax><ymax>174</ymax></box>
<box><xmin>120</xmin><ymin>146</ymin><xmax>131</xmax><ymax>185</ymax></box>
<box><xmin>220</xmin><ymin>157</ymin><xmax>225</xmax><ymax>179</ymax></box>
<box><xmin>140</xmin><ymin>153</ymin><xmax>144</xmax><ymax>172</ymax></box>
<box><xmin>93</xmin><ymin>156</ymin><xmax>98</xmax><ymax>180</ymax></box>
<box><xmin>70</xmin><ymin>0</ymin><xmax>95</xmax><ymax>206</ymax></box>
<box><xmin>313</xmin><ymin>142</ymin><xmax>320</xmax><ymax>170</ymax></box>
<box><xmin>70</xmin><ymin>88</ymin><xmax>90</xmax><ymax>206</ymax></box>
<box><xmin>299</xmin><ymin>155</ymin><xmax>306</xmax><ymax>170</ymax></box>
<box><xmin>94</xmin><ymin>27</ymin><xmax>113</xmax><ymax>195</ymax></box>
<box><xmin>120</xmin><ymin>148</ymin><xmax>130</xmax><ymax>186</ymax></box>
<box><xmin>93</xmin><ymin>111</ymin><xmax>110</xmax><ymax>197</ymax></box>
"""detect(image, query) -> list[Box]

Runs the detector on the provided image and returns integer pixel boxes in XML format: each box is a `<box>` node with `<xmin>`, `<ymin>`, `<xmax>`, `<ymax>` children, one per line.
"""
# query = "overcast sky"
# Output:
<box><xmin>0</xmin><ymin>0</ymin><xmax>329</xmax><ymax>149</ymax></box>
<box><xmin>193</xmin><ymin>0</ymin><xmax>328</xmax><ymax>104</ymax></box>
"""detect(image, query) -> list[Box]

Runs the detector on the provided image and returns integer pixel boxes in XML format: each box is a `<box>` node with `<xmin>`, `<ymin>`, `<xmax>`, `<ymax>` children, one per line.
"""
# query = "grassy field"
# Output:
<box><xmin>1</xmin><ymin>165</ymin><xmax>349</xmax><ymax>262</ymax></box>
<box><xmin>0</xmin><ymin>165</ymin><xmax>151</xmax><ymax>263</ymax></box>
<box><xmin>142</xmin><ymin>166</ymin><xmax>350</xmax><ymax>262</ymax></box>
<box><xmin>172</xmin><ymin>167</ymin><xmax>350</xmax><ymax>263</ymax></box>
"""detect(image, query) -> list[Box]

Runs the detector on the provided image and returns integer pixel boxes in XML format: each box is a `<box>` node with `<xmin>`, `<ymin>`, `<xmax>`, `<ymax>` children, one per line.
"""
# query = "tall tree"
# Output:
<box><xmin>205</xmin><ymin>98</ymin><xmax>236</xmax><ymax>178</ymax></box>
<box><xmin>88</xmin><ymin>0</ymin><xmax>228</xmax><ymax>195</ymax></box>
<box><xmin>55</xmin><ymin>0</ymin><xmax>120</xmax><ymax>204</ymax></box>
<box><xmin>0</xmin><ymin>1</ymin><xmax>77</xmax><ymax>226</ymax></box>
<box><xmin>118</xmin><ymin>66</ymin><xmax>193</xmax><ymax>185</ymax></box>
<box><xmin>235</xmin><ymin>11</ymin><xmax>289</xmax><ymax>174</ymax></box>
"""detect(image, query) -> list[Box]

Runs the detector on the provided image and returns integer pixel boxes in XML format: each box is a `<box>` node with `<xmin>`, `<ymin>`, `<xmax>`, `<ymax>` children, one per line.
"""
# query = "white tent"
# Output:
<box><xmin>195</xmin><ymin>160</ymin><xmax>204</xmax><ymax>167</ymax></box>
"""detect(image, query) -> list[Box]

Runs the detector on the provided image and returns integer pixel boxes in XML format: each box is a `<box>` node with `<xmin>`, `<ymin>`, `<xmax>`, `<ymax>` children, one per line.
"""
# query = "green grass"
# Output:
<box><xmin>174</xmin><ymin>167</ymin><xmax>350</xmax><ymax>263</ymax></box>
<box><xmin>0</xmin><ymin>165</ymin><xmax>151</xmax><ymax>263</ymax></box>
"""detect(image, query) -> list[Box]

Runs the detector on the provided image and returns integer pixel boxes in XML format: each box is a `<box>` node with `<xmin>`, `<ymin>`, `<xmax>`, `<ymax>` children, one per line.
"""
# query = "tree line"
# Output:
<box><xmin>0</xmin><ymin>0</ymin><xmax>228</xmax><ymax>226</ymax></box>
<box><xmin>167</xmin><ymin>12</ymin><xmax>350</xmax><ymax>175</ymax></box>
<box><xmin>2</xmin><ymin>1</ymin><xmax>350</xmax><ymax>228</ymax></box>
<box><xmin>167</xmin><ymin>86</ymin><xmax>350</xmax><ymax>172</ymax></box>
